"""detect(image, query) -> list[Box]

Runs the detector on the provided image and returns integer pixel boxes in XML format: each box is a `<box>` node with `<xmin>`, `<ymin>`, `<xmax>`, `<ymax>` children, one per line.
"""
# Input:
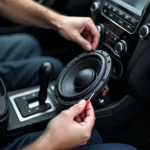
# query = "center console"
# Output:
<box><xmin>1</xmin><ymin>0</ymin><xmax>150</xmax><ymax>145</ymax></box>
<box><xmin>6</xmin><ymin>50</ymin><xmax>113</xmax><ymax>137</ymax></box>
<box><xmin>90</xmin><ymin>0</ymin><xmax>150</xmax><ymax>78</ymax></box>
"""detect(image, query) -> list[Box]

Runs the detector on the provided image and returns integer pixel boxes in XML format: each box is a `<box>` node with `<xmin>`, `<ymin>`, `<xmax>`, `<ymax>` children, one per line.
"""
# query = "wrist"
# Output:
<box><xmin>47</xmin><ymin>10</ymin><xmax>66</xmax><ymax>31</ymax></box>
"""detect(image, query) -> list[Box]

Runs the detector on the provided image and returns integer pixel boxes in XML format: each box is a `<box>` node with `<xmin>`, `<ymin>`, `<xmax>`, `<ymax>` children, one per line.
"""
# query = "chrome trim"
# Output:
<box><xmin>91</xmin><ymin>1</ymin><xmax>101</xmax><ymax>12</ymax></box>
<box><xmin>121</xmin><ymin>40</ymin><xmax>128</xmax><ymax>53</ymax></box>
<box><xmin>115</xmin><ymin>40</ymin><xmax>128</xmax><ymax>54</ymax></box>
<box><xmin>9</xmin><ymin>88</ymin><xmax>56</xmax><ymax>122</ymax></box>
<box><xmin>97</xmin><ymin>24</ymin><xmax>105</xmax><ymax>34</ymax></box>
<box><xmin>115</xmin><ymin>42</ymin><xmax>123</xmax><ymax>54</ymax></box>
<box><xmin>97</xmin><ymin>25</ymin><xmax>102</xmax><ymax>32</ymax></box>
<box><xmin>139</xmin><ymin>25</ymin><xmax>150</xmax><ymax>40</ymax></box>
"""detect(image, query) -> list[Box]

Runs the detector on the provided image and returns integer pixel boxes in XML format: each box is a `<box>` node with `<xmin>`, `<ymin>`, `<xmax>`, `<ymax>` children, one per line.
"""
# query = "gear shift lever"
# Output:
<box><xmin>15</xmin><ymin>62</ymin><xmax>53</xmax><ymax>117</ymax></box>
<box><xmin>38</xmin><ymin>62</ymin><xmax>54</xmax><ymax>105</ymax></box>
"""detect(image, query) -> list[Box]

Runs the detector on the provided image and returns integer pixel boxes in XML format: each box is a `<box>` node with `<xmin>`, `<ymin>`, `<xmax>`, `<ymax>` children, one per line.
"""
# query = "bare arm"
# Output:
<box><xmin>0</xmin><ymin>0</ymin><xmax>100</xmax><ymax>50</ymax></box>
<box><xmin>0</xmin><ymin>0</ymin><xmax>60</xmax><ymax>30</ymax></box>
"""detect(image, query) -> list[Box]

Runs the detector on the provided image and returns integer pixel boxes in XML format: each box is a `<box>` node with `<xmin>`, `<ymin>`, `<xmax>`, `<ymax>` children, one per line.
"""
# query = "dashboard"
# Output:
<box><xmin>101</xmin><ymin>0</ymin><xmax>149</xmax><ymax>34</ymax></box>
<box><xmin>91</xmin><ymin>0</ymin><xmax>150</xmax><ymax>79</ymax></box>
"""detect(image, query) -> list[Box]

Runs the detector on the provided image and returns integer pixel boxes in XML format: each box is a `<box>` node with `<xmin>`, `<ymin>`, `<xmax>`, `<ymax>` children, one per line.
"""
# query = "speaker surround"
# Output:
<box><xmin>55</xmin><ymin>50</ymin><xmax>112</xmax><ymax>106</ymax></box>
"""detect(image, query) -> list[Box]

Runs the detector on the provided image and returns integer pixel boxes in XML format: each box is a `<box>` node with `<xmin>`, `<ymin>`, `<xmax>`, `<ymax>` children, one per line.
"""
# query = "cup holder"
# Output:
<box><xmin>111</xmin><ymin>56</ymin><xmax>123</xmax><ymax>79</ymax></box>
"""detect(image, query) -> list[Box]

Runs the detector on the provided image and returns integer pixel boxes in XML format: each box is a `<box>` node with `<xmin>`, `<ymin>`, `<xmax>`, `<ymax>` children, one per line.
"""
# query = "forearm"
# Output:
<box><xmin>0</xmin><ymin>0</ymin><xmax>62</xmax><ymax>30</ymax></box>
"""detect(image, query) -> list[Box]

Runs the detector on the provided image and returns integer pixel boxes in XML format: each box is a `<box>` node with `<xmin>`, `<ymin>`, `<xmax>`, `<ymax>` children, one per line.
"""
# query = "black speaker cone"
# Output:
<box><xmin>74</xmin><ymin>68</ymin><xmax>96</xmax><ymax>91</ymax></box>
<box><xmin>55</xmin><ymin>50</ymin><xmax>112</xmax><ymax>106</ymax></box>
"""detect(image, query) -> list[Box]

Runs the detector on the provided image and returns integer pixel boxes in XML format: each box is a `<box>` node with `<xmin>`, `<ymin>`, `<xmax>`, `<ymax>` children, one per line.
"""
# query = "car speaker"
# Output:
<box><xmin>55</xmin><ymin>50</ymin><xmax>112</xmax><ymax>106</ymax></box>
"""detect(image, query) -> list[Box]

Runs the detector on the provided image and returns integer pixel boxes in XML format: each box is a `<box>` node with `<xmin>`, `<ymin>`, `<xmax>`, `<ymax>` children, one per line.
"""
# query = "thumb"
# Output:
<box><xmin>68</xmin><ymin>100</ymin><xmax>86</xmax><ymax>118</ymax></box>
<box><xmin>74</xmin><ymin>33</ymin><xmax>92</xmax><ymax>51</ymax></box>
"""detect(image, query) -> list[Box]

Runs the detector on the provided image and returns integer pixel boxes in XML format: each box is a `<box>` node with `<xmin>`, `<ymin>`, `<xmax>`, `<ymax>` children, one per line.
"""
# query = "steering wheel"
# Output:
<box><xmin>0</xmin><ymin>0</ymin><xmax>53</xmax><ymax>34</ymax></box>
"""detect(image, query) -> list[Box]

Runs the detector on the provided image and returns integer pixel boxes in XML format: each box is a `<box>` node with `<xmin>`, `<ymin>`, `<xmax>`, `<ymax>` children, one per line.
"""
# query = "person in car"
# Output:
<box><xmin>0</xmin><ymin>0</ymin><xmax>137</xmax><ymax>150</ymax></box>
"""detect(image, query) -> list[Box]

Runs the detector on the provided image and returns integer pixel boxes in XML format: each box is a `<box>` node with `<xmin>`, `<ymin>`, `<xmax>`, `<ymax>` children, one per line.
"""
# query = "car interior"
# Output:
<box><xmin>0</xmin><ymin>0</ymin><xmax>150</xmax><ymax>149</ymax></box>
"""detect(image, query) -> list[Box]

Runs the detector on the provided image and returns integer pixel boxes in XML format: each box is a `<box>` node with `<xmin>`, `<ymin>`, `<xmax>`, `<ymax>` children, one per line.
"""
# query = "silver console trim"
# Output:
<box><xmin>9</xmin><ymin>88</ymin><xmax>56</xmax><ymax>122</ymax></box>
<box><xmin>139</xmin><ymin>25</ymin><xmax>150</xmax><ymax>39</ymax></box>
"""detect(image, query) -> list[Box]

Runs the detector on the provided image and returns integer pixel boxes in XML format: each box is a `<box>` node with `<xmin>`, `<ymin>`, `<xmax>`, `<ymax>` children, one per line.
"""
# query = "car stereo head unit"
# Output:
<box><xmin>101</xmin><ymin>0</ymin><xmax>150</xmax><ymax>34</ymax></box>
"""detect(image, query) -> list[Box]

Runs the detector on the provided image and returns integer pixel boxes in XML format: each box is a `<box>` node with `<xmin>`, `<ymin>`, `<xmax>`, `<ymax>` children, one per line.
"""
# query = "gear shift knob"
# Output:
<box><xmin>38</xmin><ymin>62</ymin><xmax>54</xmax><ymax>105</ymax></box>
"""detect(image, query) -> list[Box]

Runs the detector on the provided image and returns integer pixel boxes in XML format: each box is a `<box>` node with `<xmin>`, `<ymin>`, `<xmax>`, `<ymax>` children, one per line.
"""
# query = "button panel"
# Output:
<box><xmin>117</xmin><ymin>10</ymin><xmax>124</xmax><ymax>17</ymax></box>
<box><xmin>125</xmin><ymin>24</ymin><xmax>135</xmax><ymax>32</ymax></box>
<box><xmin>108</xmin><ymin>12</ymin><xmax>116</xmax><ymax>19</ymax></box>
<box><xmin>105</xmin><ymin>29</ymin><xmax>119</xmax><ymax>42</ymax></box>
<box><xmin>130</xmin><ymin>18</ymin><xmax>139</xmax><ymax>26</ymax></box>
<box><xmin>103</xmin><ymin>1</ymin><xmax>140</xmax><ymax>34</ymax></box>
<box><xmin>112</xmin><ymin>7</ymin><xmax>118</xmax><ymax>13</ymax></box>
<box><xmin>124</xmin><ymin>14</ymin><xmax>132</xmax><ymax>22</ymax></box>
<box><xmin>116</xmin><ymin>16</ymin><xmax>125</xmax><ymax>26</ymax></box>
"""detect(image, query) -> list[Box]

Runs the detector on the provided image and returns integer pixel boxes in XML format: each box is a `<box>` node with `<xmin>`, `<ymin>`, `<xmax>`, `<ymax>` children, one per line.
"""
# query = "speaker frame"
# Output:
<box><xmin>55</xmin><ymin>50</ymin><xmax>112</xmax><ymax>106</ymax></box>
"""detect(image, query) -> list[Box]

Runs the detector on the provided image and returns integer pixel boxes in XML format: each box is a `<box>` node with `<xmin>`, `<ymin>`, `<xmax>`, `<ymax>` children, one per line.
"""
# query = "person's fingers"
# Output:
<box><xmin>92</xmin><ymin>32</ymin><xmax>100</xmax><ymax>50</ymax></box>
<box><xmin>73</xmin><ymin>32</ymin><xmax>92</xmax><ymax>51</ymax></box>
<box><xmin>80</xmin><ymin>102</ymin><xmax>95</xmax><ymax>130</ymax></box>
<box><xmin>87</xmin><ymin>34</ymin><xmax>93</xmax><ymax>44</ymax></box>
<box><xmin>86</xmin><ymin>20</ymin><xmax>100</xmax><ymax>50</ymax></box>
<box><xmin>67</xmin><ymin>100</ymin><xmax>86</xmax><ymax>118</ymax></box>
<box><xmin>81</xmin><ymin>111</ymin><xmax>86</xmax><ymax>121</ymax></box>
<box><xmin>82</xmin><ymin>30</ymin><xmax>93</xmax><ymax>47</ymax></box>
<box><xmin>85</xmin><ymin>102</ymin><xmax>95</xmax><ymax>121</ymax></box>
<box><xmin>75</xmin><ymin>115</ymin><xmax>82</xmax><ymax>123</ymax></box>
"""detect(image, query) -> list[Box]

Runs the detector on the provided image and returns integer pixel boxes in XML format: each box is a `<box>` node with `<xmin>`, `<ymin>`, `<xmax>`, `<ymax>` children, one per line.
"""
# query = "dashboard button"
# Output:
<box><xmin>105</xmin><ymin>30</ymin><xmax>110</xmax><ymax>36</ymax></box>
<box><xmin>112</xmin><ymin>7</ymin><xmax>118</xmax><ymax>14</ymax></box>
<box><xmin>116</xmin><ymin>16</ymin><xmax>125</xmax><ymax>26</ymax></box>
<box><xmin>118</xmin><ymin>10</ymin><xmax>125</xmax><ymax>17</ymax></box>
<box><xmin>124</xmin><ymin>14</ymin><xmax>131</xmax><ymax>21</ymax></box>
<box><xmin>108</xmin><ymin>4</ymin><xmax>113</xmax><ymax>10</ymax></box>
<box><xmin>109</xmin><ymin>33</ymin><xmax>119</xmax><ymax>42</ymax></box>
<box><xmin>108</xmin><ymin>12</ymin><xmax>116</xmax><ymax>20</ymax></box>
<box><xmin>104</xmin><ymin>2</ymin><xmax>109</xmax><ymax>8</ymax></box>
<box><xmin>130</xmin><ymin>18</ymin><xmax>139</xmax><ymax>26</ymax></box>
<box><xmin>103</xmin><ymin>8</ymin><xmax>108</xmax><ymax>14</ymax></box>
<box><xmin>113</xmin><ymin>36</ymin><xmax>119</xmax><ymax>42</ymax></box>
<box><xmin>118</xmin><ymin>19</ymin><xmax>124</xmax><ymax>25</ymax></box>
<box><xmin>125</xmin><ymin>23</ymin><xmax>135</xmax><ymax>32</ymax></box>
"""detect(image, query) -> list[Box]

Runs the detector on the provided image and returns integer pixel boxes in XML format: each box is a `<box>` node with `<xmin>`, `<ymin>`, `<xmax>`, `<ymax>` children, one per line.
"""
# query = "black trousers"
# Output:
<box><xmin>0</xmin><ymin>34</ymin><xmax>63</xmax><ymax>91</ymax></box>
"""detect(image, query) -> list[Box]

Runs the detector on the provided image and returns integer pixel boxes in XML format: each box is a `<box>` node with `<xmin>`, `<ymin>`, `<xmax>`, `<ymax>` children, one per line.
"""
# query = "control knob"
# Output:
<box><xmin>97</xmin><ymin>24</ymin><xmax>105</xmax><ymax>35</ymax></box>
<box><xmin>115</xmin><ymin>40</ymin><xmax>128</xmax><ymax>55</ymax></box>
<box><xmin>90</xmin><ymin>1</ymin><xmax>101</xmax><ymax>12</ymax></box>
<box><xmin>139</xmin><ymin>24</ymin><xmax>150</xmax><ymax>40</ymax></box>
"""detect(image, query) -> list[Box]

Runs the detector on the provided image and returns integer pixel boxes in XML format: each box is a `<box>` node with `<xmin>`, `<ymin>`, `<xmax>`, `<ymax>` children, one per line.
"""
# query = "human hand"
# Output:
<box><xmin>57</xmin><ymin>16</ymin><xmax>100</xmax><ymax>51</ymax></box>
<box><xmin>36</xmin><ymin>100</ymin><xmax>95</xmax><ymax>150</ymax></box>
